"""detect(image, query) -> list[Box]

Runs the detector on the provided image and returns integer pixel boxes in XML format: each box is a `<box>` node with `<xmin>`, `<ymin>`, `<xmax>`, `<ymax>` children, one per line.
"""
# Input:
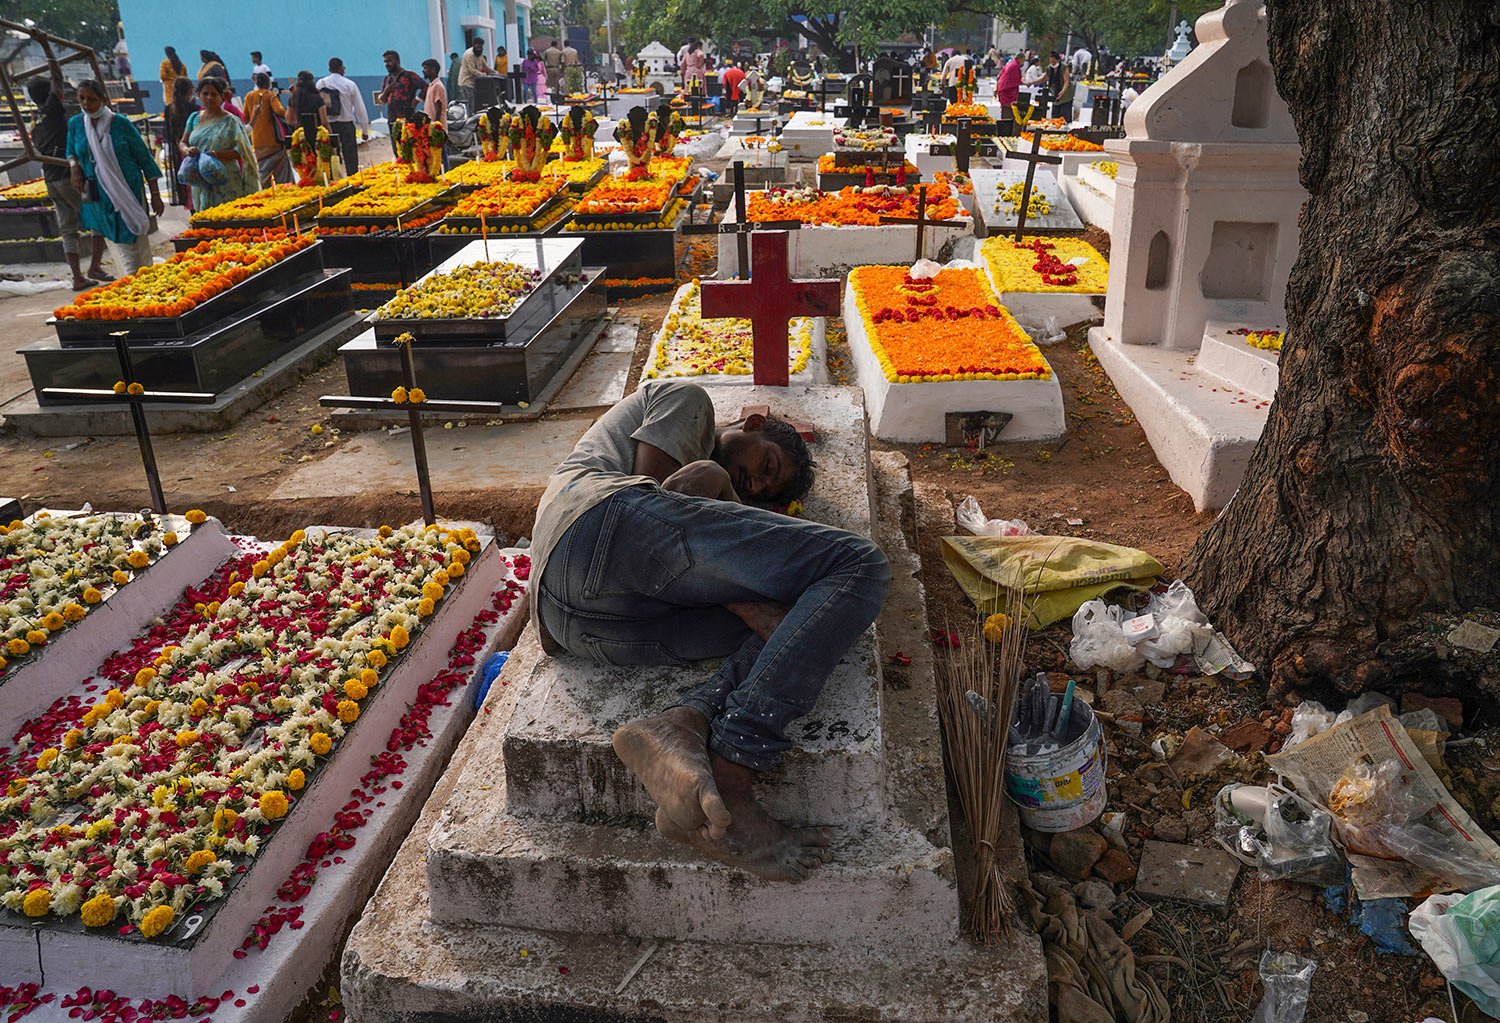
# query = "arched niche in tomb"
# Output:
<box><xmin>1231</xmin><ymin>60</ymin><xmax>1272</xmax><ymax>129</ymax></box>
<box><xmin>1200</xmin><ymin>221</ymin><xmax>1277</xmax><ymax>301</ymax></box>
<box><xmin>1146</xmin><ymin>231</ymin><xmax>1171</xmax><ymax>290</ymax></box>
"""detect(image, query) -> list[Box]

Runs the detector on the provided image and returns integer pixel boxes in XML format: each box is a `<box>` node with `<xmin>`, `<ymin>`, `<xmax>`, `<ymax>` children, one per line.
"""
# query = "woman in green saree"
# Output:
<box><xmin>179</xmin><ymin>77</ymin><xmax>257</xmax><ymax>212</ymax></box>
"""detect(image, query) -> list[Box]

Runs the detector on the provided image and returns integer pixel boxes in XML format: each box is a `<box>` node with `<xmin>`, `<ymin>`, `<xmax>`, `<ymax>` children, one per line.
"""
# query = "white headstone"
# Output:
<box><xmin>1088</xmin><ymin>0</ymin><xmax>1306</xmax><ymax>510</ymax></box>
<box><xmin>638</xmin><ymin>41</ymin><xmax>674</xmax><ymax>75</ymax></box>
<box><xmin>1167</xmin><ymin>20</ymin><xmax>1195</xmax><ymax>62</ymax></box>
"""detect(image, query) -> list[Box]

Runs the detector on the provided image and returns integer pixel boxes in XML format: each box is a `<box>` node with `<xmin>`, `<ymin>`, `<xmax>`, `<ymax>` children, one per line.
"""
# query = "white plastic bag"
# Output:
<box><xmin>1250</xmin><ymin>951</ymin><xmax>1317</xmax><ymax>1023</ymax></box>
<box><xmin>1283</xmin><ymin>700</ymin><xmax>1337</xmax><ymax>750</ymax></box>
<box><xmin>1409</xmin><ymin>887</ymin><xmax>1500</xmax><ymax>1017</ymax></box>
<box><xmin>1069</xmin><ymin>599</ymin><xmax>1146</xmax><ymax>672</ymax></box>
<box><xmin>955</xmin><ymin>495</ymin><xmax>1031</xmax><ymax>537</ymax></box>
<box><xmin>1144</xmin><ymin>580</ymin><xmax>1209</xmax><ymax>625</ymax></box>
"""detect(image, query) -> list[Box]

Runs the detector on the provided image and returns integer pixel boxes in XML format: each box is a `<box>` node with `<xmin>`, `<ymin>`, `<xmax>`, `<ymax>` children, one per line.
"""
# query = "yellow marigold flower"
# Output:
<box><xmin>378</xmin><ymin>525</ymin><xmax>393</xmax><ymax>537</ymax></box>
<box><xmin>81</xmin><ymin>892</ymin><xmax>116</xmax><ymax>927</ymax></box>
<box><xmin>41</xmin><ymin>612</ymin><xmax>65</xmax><ymax>631</ymax></box>
<box><xmin>454</xmin><ymin>547</ymin><xmax>472</xmax><ymax>565</ymax></box>
<box><xmin>82</xmin><ymin>586</ymin><xmax>103</xmax><ymax>604</ymax></box>
<box><xmin>190</xmin><ymin>697</ymin><xmax>209</xmax><ymax>716</ymax></box>
<box><xmin>366</xmin><ymin>649</ymin><xmax>388</xmax><ymax>669</ymax></box>
<box><xmin>213</xmin><ymin>808</ymin><xmax>238</xmax><ymax>832</ymax></box>
<box><xmin>343</xmin><ymin>679</ymin><xmax>368</xmax><ymax>700</ymax></box>
<box><xmin>310</xmin><ymin>423</ymin><xmax>324</xmax><ymax>435</ymax></box>
<box><xmin>287</xmin><ymin>768</ymin><xmax>306</xmax><ymax>791</ymax></box>
<box><xmin>143</xmin><ymin>699</ymin><xmax>161</xmax><ymax>717</ymax></box>
<box><xmin>408</xmin><ymin>387</ymin><xmax>426</xmax><ymax>403</ymax></box>
<box><xmin>112</xmin><ymin>569</ymin><xmax>130</xmax><ymax>586</ymax></box>
<box><xmin>421</xmin><ymin>581</ymin><xmax>444</xmax><ymax>602</ymax></box>
<box><xmin>290</xmin><ymin>529</ymin><xmax>307</xmax><ymax>544</ymax></box>
<box><xmin>7</xmin><ymin>638</ymin><xmax>29</xmax><ymax>656</ymax></box>
<box><xmin>7</xmin><ymin>778</ymin><xmax>29</xmax><ymax>797</ymax></box>
<box><xmin>337</xmin><ymin>699</ymin><xmax>360</xmax><ymax>724</ymax></box>
<box><xmin>175</xmin><ymin>730</ymin><xmax>199</xmax><ymax>748</ymax></box>
<box><xmin>391</xmin><ymin>386</ymin><xmax>409</xmax><ymax>404</ymax></box>
<box><xmin>185</xmin><ymin>509</ymin><xmax>207</xmax><ymax>525</ymax></box>
<box><xmin>63</xmin><ymin>728</ymin><xmax>83</xmax><ymax>750</ymax></box>
<box><xmin>309</xmin><ymin>731</ymin><xmax>333</xmax><ymax>756</ymax></box>
<box><xmin>0</xmin><ymin>656</ymin><xmax>7</xmax><ymax>671</ymax></box>
<box><xmin>126</xmin><ymin>550</ymin><xmax>150</xmax><ymax>570</ymax></box>
<box><xmin>359</xmin><ymin>667</ymin><xmax>379</xmax><ymax>686</ymax></box>
<box><xmin>62</xmin><ymin>602</ymin><xmax>86</xmax><ymax>622</ymax></box>
<box><xmin>205</xmin><ymin>601</ymin><xmax>221</xmax><ymax>618</ymax></box>
<box><xmin>184</xmin><ymin>850</ymin><xmax>216</xmax><ymax>875</ymax></box>
<box><xmin>105</xmin><ymin>688</ymin><xmax>125</xmax><ymax>710</ymax></box>
<box><xmin>135</xmin><ymin>667</ymin><xmax>157</xmax><ymax>687</ymax></box>
<box><xmin>127</xmin><ymin>382</ymin><xmax>145</xmax><ymax>396</ymax></box>
<box><xmin>266</xmin><ymin>548</ymin><xmax>286</xmax><ymax>567</ymax></box>
<box><xmin>433</xmin><ymin>569</ymin><xmax>450</xmax><ymax>588</ymax></box>
<box><xmin>112</xmin><ymin>380</ymin><xmax>127</xmax><ymax>394</ymax></box>
<box><xmin>228</xmin><ymin>581</ymin><xmax>245</xmax><ymax>597</ymax></box>
<box><xmin>139</xmin><ymin>904</ymin><xmax>175</xmax><ymax>939</ymax></box>
<box><xmin>26</xmin><ymin>629</ymin><xmax>47</xmax><ymax>646</ymax></box>
<box><xmin>86</xmin><ymin>817</ymin><xmax>113</xmax><ymax>839</ymax></box>
<box><xmin>163</xmin><ymin>532</ymin><xmax>178</xmax><ymax>546</ymax></box>
<box><xmin>417</xmin><ymin>597</ymin><xmax>435</xmax><ymax>617</ymax></box>
<box><xmin>390</xmin><ymin>625</ymin><xmax>410</xmax><ymax>650</ymax></box>
<box><xmin>22</xmin><ymin>887</ymin><xmax>51</xmax><ymax>917</ymax></box>
<box><xmin>259</xmin><ymin>790</ymin><xmax>290</xmax><ymax>819</ymax></box>
<box><xmin>35</xmin><ymin>748</ymin><xmax>59</xmax><ymax>771</ymax></box>
<box><xmin>251</xmin><ymin>560</ymin><xmax>270</xmax><ymax>579</ymax></box>
<box><xmin>448</xmin><ymin>560</ymin><xmax>466</xmax><ymax>578</ymax></box>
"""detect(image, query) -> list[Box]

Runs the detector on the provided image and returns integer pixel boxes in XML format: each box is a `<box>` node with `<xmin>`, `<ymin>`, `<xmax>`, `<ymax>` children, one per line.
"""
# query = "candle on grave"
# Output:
<box><xmin>293</xmin><ymin>213</ymin><xmax>300</xmax><ymax>236</ymax></box>
<box><xmin>480</xmin><ymin>215</ymin><xmax>491</xmax><ymax>260</ymax></box>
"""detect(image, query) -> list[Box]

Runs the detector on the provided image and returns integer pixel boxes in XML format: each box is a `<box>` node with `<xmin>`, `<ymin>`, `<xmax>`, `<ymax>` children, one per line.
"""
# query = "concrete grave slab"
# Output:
<box><xmin>1136</xmin><ymin>840</ymin><xmax>1242</xmax><ymax>916</ymax></box>
<box><xmin>1197</xmin><ymin>320</ymin><xmax>1280</xmax><ymax>401</ymax></box>
<box><xmin>776</xmin><ymin>110</ymin><xmax>846</xmax><ymax>155</ymax></box>
<box><xmin>714</xmin><ymin>203</ymin><xmax>973</xmax><ymax>278</ymax></box>
<box><xmin>641</xmin><ymin>282</ymin><xmax>829</xmax><ymax>386</ymax></box>
<box><xmin>972</xmin><ymin>167</ymin><xmax>1084</xmax><ymax>234</ymax></box>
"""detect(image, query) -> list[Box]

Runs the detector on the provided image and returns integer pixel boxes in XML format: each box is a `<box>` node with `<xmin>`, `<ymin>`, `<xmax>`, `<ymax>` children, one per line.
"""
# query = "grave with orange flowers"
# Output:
<box><xmin>0</xmin><ymin>510</ymin><xmax>530</xmax><ymax>1023</ymax></box>
<box><xmin>341</xmin><ymin>383</ymin><xmax>1049</xmax><ymax>1023</ymax></box>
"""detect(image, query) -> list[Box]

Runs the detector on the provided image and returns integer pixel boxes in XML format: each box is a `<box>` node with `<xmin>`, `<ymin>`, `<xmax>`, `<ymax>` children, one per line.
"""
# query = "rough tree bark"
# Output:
<box><xmin>1185</xmin><ymin>1</ymin><xmax>1500</xmax><ymax>696</ymax></box>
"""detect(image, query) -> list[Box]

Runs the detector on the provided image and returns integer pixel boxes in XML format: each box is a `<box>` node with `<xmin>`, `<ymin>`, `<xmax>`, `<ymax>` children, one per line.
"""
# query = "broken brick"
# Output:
<box><xmin>1218</xmin><ymin>717</ymin><xmax>1272</xmax><ymax>754</ymax></box>
<box><xmin>1049</xmin><ymin>828</ymin><xmax>1108</xmax><ymax>880</ymax></box>
<box><xmin>1093</xmin><ymin>848</ymin><xmax>1138</xmax><ymax>884</ymax></box>
<box><xmin>1400</xmin><ymin>692</ymin><xmax>1463</xmax><ymax>730</ymax></box>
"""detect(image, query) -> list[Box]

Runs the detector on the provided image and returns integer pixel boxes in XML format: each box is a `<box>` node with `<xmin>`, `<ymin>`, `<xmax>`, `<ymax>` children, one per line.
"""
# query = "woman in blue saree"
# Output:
<box><xmin>179</xmin><ymin>77</ymin><xmax>258</xmax><ymax>213</ymax></box>
<box><xmin>65</xmin><ymin>78</ymin><xmax>164</xmax><ymax>276</ymax></box>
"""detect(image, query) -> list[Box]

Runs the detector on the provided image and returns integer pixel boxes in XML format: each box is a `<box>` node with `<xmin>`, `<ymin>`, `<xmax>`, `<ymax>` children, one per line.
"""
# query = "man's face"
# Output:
<box><xmin>716</xmin><ymin>426</ymin><xmax>797</xmax><ymax>502</ymax></box>
<box><xmin>473</xmin><ymin>42</ymin><xmax>483</xmax><ymax>56</ymax></box>
<box><xmin>384</xmin><ymin>54</ymin><xmax>399</xmax><ymax>73</ymax></box>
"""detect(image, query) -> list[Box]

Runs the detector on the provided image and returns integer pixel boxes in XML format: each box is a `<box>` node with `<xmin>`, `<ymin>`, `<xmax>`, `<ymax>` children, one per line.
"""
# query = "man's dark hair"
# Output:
<box><xmin>254</xmin><ymin>72</ymin><xmax>270</xmax><ymax>89</ymax></box>
<box><xmin>762</xmin><ymin>416</ymin><xmax>815</xmax><ymax>501</ymax></box>
<box><xmin>384</xmin><ymin>49</ymin><xmax>401</xmax><ymax>63</ymax></box>
<box><xmin>251</xmin><ymin>51</ymin><xmax>262</xmax><ymax>61</ymax></box>
<box><xmin>329</xmin><ymin>57</ymin><xmax>344</xmax><ymax>73</ymax></box>
<box><xmin>25</xmin><ymin>77</ymin><xmax>49</xmax><ymax>104</ymax></box>
<box><xmin>422</xmin><ymin>58</ymin><xmax>440</xmax><ymax>74</ymax></box>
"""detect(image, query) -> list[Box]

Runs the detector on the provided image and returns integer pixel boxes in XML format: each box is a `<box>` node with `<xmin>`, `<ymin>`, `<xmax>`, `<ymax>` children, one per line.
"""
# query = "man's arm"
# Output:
<box><xmin>662</xmin><ymin>460</ymin><xmax>738</xmax><ymax>501</ymax></box>
<box><xmin>632</xmin><ymin>440</ymin><xmax>681</xmax><ymax>483</ymax></box>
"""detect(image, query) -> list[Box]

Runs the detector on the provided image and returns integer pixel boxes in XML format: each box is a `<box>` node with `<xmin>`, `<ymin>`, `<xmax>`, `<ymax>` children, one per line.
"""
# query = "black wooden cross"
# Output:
<box><xmin>950</xmin><ymin>117</ymin><xmax>976</xmax><ymax>174</ymax></box>
<box><xmin>681</xmin><ymin>160</ymin><xmax>801</xmax><ymax>279</ymax></box>
<box><xmin>1003</xmin><ymin>128</ymin><xmax>1066</xmax><ymax>240</ymax></box>
<box><xmin>318</xmin><ymin>335</ymin><xmax>509</xmax><ymax>526</ymax></box>
<box><xmin>877</xmin><ymin>186</ymin><xmax>944</xmax><ymax>264</ymax></box>
<box><xmin>842</xmin><ymin>73</ymin><xmax>875</xmax><ymax>129</ymax></box>
<box><xmin>39</xmin><ymin>332</ymin><xmax>215</xmax><ymax>514</ymax></box>
<box><xmin>816</xmin><ymin>77</ymin><xmax>835</xmax><ymax>115</ymax></box>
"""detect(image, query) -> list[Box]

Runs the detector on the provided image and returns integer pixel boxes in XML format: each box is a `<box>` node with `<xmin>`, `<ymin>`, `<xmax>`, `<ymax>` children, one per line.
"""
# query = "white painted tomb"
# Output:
<box><xmin>978</xmin><ymin>235</ymin><xmax>1109</xmax><ymax>334</ymax></box>
<box><xmin>972</xmin><ymin>166</ymin><xmax>1084</xmax><ymax>235</ymax></box>
<box><xmin>1061</xmin><ymin>158</ymin><xmax>1118</xmax><ymax>229</ymax></box>
<box><xmin>842</xmin><ymin>275</ymin><xmax>1066</xmax><ymax>443</ymax></box>
<box><xmin>0</xmin><ymin>516</ymin><xmax>529</xmax><ymax>1023</ymax></box>
<box><xmin>341</xmin><ymin>386</ymin><xmax>1049</xmax><ymax>1022</ymax></box>
<box><xmin>776</xmin><ymin>110</ymin><xmax>846</xmax><ymax>155</ymax></box>
<box><xmin>1088</xmin><ymin>0</ymin><xmax>1305</xmax><ymax>510</ymax></box>
<box><xmin>713</xmin><ymin>202</ymin><xmax>974</xmax><ymax>278</ymax></box>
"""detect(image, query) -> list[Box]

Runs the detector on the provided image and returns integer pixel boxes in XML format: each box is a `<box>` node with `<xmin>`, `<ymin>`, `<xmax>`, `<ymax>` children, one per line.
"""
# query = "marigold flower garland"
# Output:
<box><xmin>748</xmin><ymin>183</ymin><xmax>964</xmax><ymax>227</ymax></box>
<box><xmin>849</xmin><ymin>265</ymin><xmax>1050</xmax><ymax>383</ymax></box>
<box><xmin>374</xmin><ymin>261</ymin><xmax>542</xmax><ymax>321</ymax></box>
<box><xmin>981</xmin><ymin>235</ymin><xmax>1109</xmax><ymax>294</ymax></box>
<box><xmin>1017</xmin><ymin>131</ymin><xmax>1104</xmax><ymax>152</ymax></box>
<box><xmin>1229</xmin><ymin>326</ymin><xmax>1285</xmax><ymax>351</ymax></box>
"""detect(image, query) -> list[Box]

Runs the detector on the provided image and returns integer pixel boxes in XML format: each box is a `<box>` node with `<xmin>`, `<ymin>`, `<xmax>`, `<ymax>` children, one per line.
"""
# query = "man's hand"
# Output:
<box><xmin>662</xmin><ymin>460</ymin><xmax>739</xmax><ymax>502</ymax></box>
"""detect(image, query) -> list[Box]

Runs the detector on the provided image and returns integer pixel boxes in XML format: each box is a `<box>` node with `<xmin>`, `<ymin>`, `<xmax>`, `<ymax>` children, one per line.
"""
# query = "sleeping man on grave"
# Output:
<box><xmin>529</xmin><ymin>379</ymin><xmax>890</xmax><ymax>882</ymax></box>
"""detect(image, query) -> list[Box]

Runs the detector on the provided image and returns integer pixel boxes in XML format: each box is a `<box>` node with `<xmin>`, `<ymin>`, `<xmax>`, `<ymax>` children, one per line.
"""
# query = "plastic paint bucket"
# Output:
<box><xmin>1004</xmin><ymin>699</ymin><xmax>1108</xmax><ymax>832</ymax></box>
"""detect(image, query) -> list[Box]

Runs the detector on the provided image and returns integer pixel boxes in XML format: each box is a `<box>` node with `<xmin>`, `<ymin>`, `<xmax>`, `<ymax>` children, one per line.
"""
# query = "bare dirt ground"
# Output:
<box><xmin>0</xmin><ymin>164</ymin><xmax>1481</xmax><ymax>1023</ymax></box>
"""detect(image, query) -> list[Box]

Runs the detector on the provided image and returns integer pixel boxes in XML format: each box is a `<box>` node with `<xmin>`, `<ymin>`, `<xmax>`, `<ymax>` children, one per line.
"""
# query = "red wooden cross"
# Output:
<box><xmin>699</xmin><ymin>231</ymin><xmax>842</xmax><ymax>386</ymax></box>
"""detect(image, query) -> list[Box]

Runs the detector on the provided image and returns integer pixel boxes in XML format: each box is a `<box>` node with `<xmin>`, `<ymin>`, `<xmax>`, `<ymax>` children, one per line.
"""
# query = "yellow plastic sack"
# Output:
<box><xmin>940</xmin><ymin>534</ymin><xmax>1164</xmax><ymax>628</ymax></box>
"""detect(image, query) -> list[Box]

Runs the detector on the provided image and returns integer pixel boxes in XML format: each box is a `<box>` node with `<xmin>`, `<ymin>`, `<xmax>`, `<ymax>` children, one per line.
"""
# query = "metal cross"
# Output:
<box><xmin>816</xmin><ymin>77</ymin><xmax>834</xmax><ymax>116</ymax></box>
<box><xmin>319</xmin><ymin>336</ymin><xmax>510</xmax><ymax>526</ymax></box>
<box><xmin>699</xmin><ymin>231</ymin><xmax>841</xmax><ymax>386</ymax></box>
<box><xmin>39</xmin><ymin>332</ymin><xmax>215</xmax><ymax>514</ymax></box>
<box><xmin>1004</xmin><ymin>128</ymin><xmax>1066</xmax><ymax>240</ymax></box>
<box><xmin>877</xmin><ymin>186</ymin><xmax>944</xmax><ymax>264</ymax></box>
<box><xmin>681</xmin><ymin>161</ymin><xmax>801</xmax><ymax>279</ymax></box>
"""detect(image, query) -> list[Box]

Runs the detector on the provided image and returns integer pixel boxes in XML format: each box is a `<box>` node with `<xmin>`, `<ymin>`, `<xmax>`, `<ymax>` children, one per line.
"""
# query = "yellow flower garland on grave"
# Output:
<box><xmin>645</xmin><ymin>280</ymin><xmax>815</xmax><ymax>379</ymax></box>
<box><xmin>981</xmin><ymin>235</ymin><xmax>1109</xmax><ymax>294</ymax></box>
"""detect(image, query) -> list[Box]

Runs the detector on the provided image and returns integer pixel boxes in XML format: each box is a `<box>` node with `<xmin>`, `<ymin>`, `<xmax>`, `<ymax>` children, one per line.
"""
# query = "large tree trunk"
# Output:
<box><xmin>1184</xmin><ymin>1</ymin><xmax>1500</xmax><ymax>697</ymax></box>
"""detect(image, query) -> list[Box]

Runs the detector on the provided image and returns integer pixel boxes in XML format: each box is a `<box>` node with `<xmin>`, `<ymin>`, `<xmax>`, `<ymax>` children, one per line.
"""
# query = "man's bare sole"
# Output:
<box><xmin>655</xmin><ymin>756</ymin><xmax>834</xmax><ymax>883</ymax></box>
<box><xmin>612</xmin><ymin>707</ymin><xmax>732</xmax><ymax>839</ymax></box>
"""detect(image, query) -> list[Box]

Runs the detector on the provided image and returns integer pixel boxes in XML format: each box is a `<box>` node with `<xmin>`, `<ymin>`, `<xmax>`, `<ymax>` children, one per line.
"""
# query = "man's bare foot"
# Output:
<box><xmin>613</xmin><ymin>706</ymin><xmax>732</xmax><ymax>839</ymax></box>
<box><xmin>654</xmin><ymin>755</ymin><xmax>834</xmax><ymax>883</ymax></box>
<box><xmin>725</xmin><ymin>600</ymin><xmax>791</xmax><ymax>642</ymax></box>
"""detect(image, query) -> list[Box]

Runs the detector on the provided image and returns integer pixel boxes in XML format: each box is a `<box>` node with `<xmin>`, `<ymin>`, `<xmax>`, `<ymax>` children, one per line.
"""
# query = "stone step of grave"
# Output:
<box><xmin>1196</xmin><ymin>321</ymin><xmax>1280</xmax><ymax>402</ymax></box>
<box><xmin>1088</xmin><ymin>326</ymin><xmax>1271</xmax><ymax>511</ymax></box>
<box><xmin>344</xmin><ymin>449</ymin><xmax>1048</xmax><ymax>1018</ymax></box>
<box><xmin>501</xmin><ymin>384</ymin><xmax>883</xmax><ymax>828</ymax></box>
<box><xmin>1059</xmin><ymin>169</ymin><xmax>1116</xmax><ymax>230</ymax></box>
<box><xmin>1076</xmin><ymin>160</ymin><xmax>1118</xmax><ymax>201</ymax></box>
<box><xmin>0</xmin><ymin>514</ymin><xmax>236</xmax><ymax>728</ymax></box>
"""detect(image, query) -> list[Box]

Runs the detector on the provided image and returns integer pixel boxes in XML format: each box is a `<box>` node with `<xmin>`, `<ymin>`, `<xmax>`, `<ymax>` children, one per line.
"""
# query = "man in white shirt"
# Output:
<box><xmin>457</xmin><ymin>38</ymin><xmax>491</xmax><ymax>109</ymax></box>
<box><xmin>250</xmin><ymin>51</ymin><xmax>271</xmax><ymax>82</ymax></box>
<box><xmin>1071</xmin><ymin>46</ymin><xmax>1092</xmax><ymax>78</ymax></box>
<box><xmin>317</xmin><ymin>57</ymin><xmax>371</xmax><ymax>174</ymax></box>
<box><xmin>939</xmin><ymin>47</ymin><xmax>968</xmax><ymax>100</ymax></box>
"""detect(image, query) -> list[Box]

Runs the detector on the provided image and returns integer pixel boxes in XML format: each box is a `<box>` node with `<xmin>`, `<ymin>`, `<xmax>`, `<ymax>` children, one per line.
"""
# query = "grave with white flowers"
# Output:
<box><xmin>0</xmin><ymin>509</ymin><xmax>530</xmax><ymax>1022</ymax></box>
<box><xmin>340</xmin><ymin>383</ymin><xmax>1049</xmax><ymax>1022</ymax></box>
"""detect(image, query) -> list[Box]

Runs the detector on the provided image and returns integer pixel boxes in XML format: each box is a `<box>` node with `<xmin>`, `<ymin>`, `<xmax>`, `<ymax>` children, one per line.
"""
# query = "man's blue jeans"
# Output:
<box><xmin>538</xmin><ymin>486</ymin><xmax>891</xmax><ymax>772</ymax></box>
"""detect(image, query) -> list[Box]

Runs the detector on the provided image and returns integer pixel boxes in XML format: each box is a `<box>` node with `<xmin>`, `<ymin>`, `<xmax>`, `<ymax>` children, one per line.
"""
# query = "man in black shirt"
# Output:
<box><xmin>26</xmin><ymin>74</ymin><xmax>108</xmax><ymax>289</ymax></box>
<box><xmin>376</xmin><ymin>50</ymin><xmax>426</xmax><ymax>158</ymax></box>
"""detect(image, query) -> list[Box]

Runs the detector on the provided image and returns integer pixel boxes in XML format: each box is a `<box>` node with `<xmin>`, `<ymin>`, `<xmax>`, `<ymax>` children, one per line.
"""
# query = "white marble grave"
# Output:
<box><xmin>972</xmin><ymin>166</ymin><xmax>1084</xmax><ymax>235</ymax></box>
<box><xmin>1060</xmin><ymin>158</ymin><xmax>1118</xmax><ymax>229</ymax></box>
<box><xmin>777</xmin><ymin>110</ymin><xmax>846</xmax><ymax>155</ymax></box>
<box><xmin>1088</xmin><ymin>0</ymin><xmax>1305</xmax><ymax>509</ymax></box>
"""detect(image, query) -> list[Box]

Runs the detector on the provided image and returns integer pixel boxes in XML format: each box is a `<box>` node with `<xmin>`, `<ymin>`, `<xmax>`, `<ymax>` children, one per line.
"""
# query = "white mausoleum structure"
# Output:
<box><xmin>1088</xmin><ymin>0</ymin><xmax>1306</xmax><ymax>510</ymax></box>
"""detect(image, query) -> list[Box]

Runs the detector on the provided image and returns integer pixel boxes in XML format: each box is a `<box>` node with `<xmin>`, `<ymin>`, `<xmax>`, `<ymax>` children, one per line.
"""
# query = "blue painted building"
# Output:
<box><xmin>118</xmin><ymin>0</ymin><xmax>533</xmax><ymax>111</ymax></box>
